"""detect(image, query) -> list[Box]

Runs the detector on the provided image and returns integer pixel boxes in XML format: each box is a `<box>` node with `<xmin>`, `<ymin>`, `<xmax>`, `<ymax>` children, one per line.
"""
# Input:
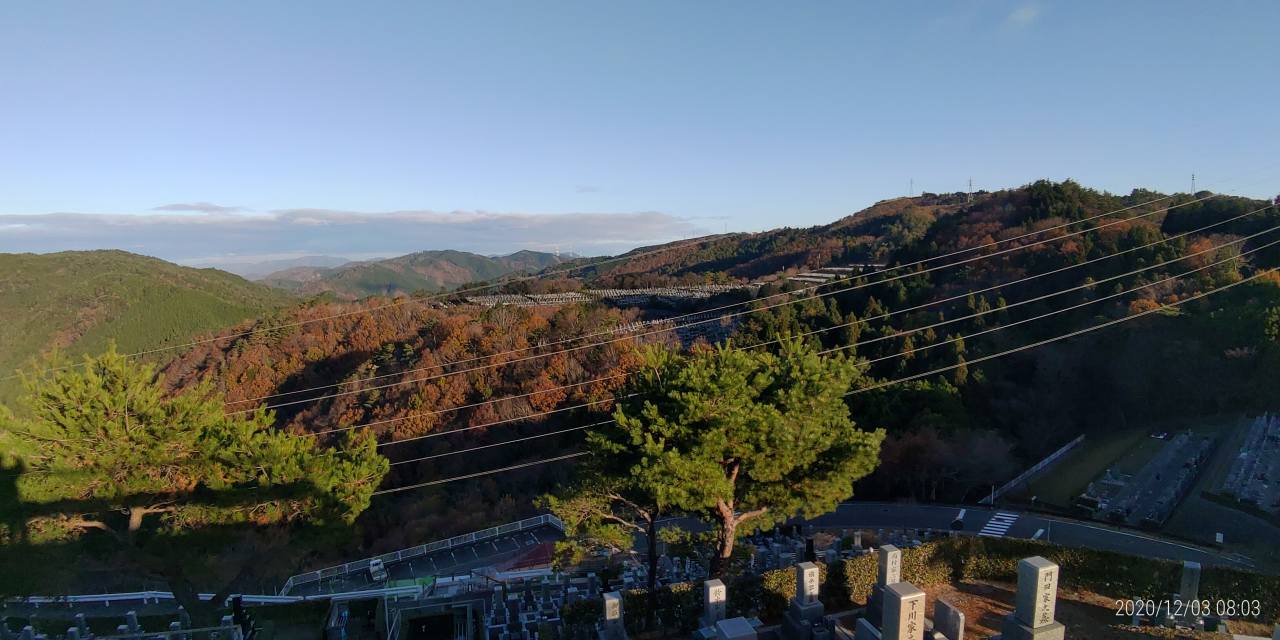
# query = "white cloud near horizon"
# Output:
<box><xmin>0</xmin><ymin>208</ymin><xmax>708</xmax><ymax>267</ymax></box>
<box><xmin>152</xmin><ymin>202</ymin><xmax>248</xmax><ymax>213</ymax></box>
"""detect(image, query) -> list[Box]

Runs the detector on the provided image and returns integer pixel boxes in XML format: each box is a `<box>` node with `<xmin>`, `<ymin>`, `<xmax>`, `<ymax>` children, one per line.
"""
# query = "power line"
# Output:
<box><xmin>824</xmin><ymin>233</ymin><xmax>1280</xmax><ymax>362</ymax></box>
<box><xmin>304</xmin><ymin>210</ymin><xmax>1275</xmax><ymax>441</ymax></box>
<box><xmin>389</xmin><ymin>420</ymin><xmax>610</xmax><ymax>466</ymax></box>
<box><xmin>231</xmin><ymin>189</ymin><xmax>1253</xmax><ymax>414</ymax></box>
<box><xmin>381</xmin><ymin>232</ymin><xmax>1280</xmax><ymax>468</ymax></box>
<box><xmin>370</xmin><ymin>266</ymin><xmax>1276</xmax><ymax>494</ymax></box>
<box><xmin>845</xmin><ymin>266</ymin><xmax>1276</xmax><ymax>395</ymax></box>
<box><xmin>371</xmin><ymin>451</ymin><xmax>590</xmax><ymax>496</ymax></box>
<box><xmin>0</xmin><ymin>235</ymin><xmax>736</xmax><ymax>381</ymax></box>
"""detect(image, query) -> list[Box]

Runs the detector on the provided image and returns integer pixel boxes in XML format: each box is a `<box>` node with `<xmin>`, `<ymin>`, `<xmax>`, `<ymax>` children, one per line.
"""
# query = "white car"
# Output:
<box><xmin>368</xmin><ymin>558</ymin><xmax>389</xmax><ymax>582</ymax></box>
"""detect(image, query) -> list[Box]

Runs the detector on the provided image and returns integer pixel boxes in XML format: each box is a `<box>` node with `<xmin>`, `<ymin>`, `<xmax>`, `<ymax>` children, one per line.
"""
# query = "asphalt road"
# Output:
<box><xmin>810</xmin><ymin>502</ymin><xmax>1255</xmax><ymax>570</ymax></box>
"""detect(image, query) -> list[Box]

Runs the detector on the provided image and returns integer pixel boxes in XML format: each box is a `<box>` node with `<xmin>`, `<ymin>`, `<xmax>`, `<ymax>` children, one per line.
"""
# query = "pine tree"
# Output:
<box><xmin>591</xmin><ymin>341</ymin><xmax>884</xmax><ymax>576</ymax></box>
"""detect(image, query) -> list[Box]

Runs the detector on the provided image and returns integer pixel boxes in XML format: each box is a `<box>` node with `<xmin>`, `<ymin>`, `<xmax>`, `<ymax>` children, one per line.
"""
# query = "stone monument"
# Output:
<box><xmin>867</xmin><ymin>545</ymin><xmax>902</xmax><ymax>625</ymax></box>
<box><xmin>882</xmin><ymin>582</ymin><xmax>926</xmax><ymax>640</ymax></box>
<box><xmin>598</xmin><ymin>591</ymin><xmax>627</xmax><ymax>640</ymax></box>
<box><xmin>703</xmin><ymin>579</ymin><xmax>728</xmax><ymax>629</ymax></box>
<box><xmin>934</xmin><ymin>599</ymin><xmax>964</xmax><ymax>640</ymax></box>
<box><xmin>714</xmin><ymin>618</ymin><xmax>758</xmax><ymax>640</ymax></box>
<box><xmin>781</xmin><ymin>562</ymin><xmax>830</xmax><ymax>640</ymax></box>
<box><xmin>1000</xmin><ymin>556</ymin><xmax>1064</xmax><ymax>640</ymax></box>
<box><xmin>1179</xmin><ymin>561</ymin><xmax>1201</xmax><ymax>603</ymax></box>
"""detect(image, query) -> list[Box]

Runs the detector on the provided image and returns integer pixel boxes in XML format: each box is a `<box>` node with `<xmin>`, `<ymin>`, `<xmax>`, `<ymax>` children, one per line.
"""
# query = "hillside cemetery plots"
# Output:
<box><xmin>1216</xmin><ymin>414</ymin><xmax>1280</xmax><ymax>515</ymax></box>
<box><xmin>1074</xmin><ymin>431</ymin><xmax>1212</xmax><ymax>528</ymax></box>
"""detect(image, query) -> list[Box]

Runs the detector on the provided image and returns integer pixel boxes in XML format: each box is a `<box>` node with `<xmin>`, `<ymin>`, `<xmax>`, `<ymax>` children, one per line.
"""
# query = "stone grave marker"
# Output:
<box><xmin>600</xmin><ymin>591</ymin><xmax>626</xmax><ymax>640</ymax></box>
<box><xmin>1000</xmin><ymin>556</ymin><xmax>1064</xmax><ymax>640</ymax></box>
<box><xmin>714</xmin><ymin>617</ymin><xmax>758</xmax><ymax>640</ymax></box>
<box><xmin>882</xmin><ymin>582</ymin><xmax>926</xmax><ymax>640</ymax></box>
<box><xmin>703</xmin><ymin>579</ymin><xmax>728</xmax><ymax>628</ymax></box>
<box><xmin>1179</xmin><ymin>561</ymin><xmax>1201</xmax><ymax>603</ymax></box>
<box><xmin>934</xmin><ymin>599</ymin><xmax>964</xmax><ymax>640</ymax></box>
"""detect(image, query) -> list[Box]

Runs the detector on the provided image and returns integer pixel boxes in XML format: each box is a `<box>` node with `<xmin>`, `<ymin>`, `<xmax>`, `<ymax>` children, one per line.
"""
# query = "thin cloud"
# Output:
<box><xmin>575</xmin><ymin>185</ymin><xmax>602</xmax><ymax>194</ymax></box>
<box><xmin>1004</xmin><ymin>4</ymin><xmax>1041</xmax><ymax>29</ymax></box>
<box><xmin>0</xmin><ymin>209</ymin><xmax>707</xmax><ymax>264</ymax></box>
<box><xmin>152</xmin><ymin>202</ymin><xmax>247</xmax><ymax>214</ymax></box>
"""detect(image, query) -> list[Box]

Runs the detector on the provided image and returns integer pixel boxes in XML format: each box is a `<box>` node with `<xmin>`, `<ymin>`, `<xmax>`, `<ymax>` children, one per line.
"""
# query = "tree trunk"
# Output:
<box><xmin>645</xmin><ymin>518</ymin><xmax>658</xmax><ymax>628</ymax></box>
<box><xmin>127</xmin><ymin>507</ymin><xmax>146</xmax><ymax>543</ymax></box>
<box><xmin>709</xmin><ymin>517</ymin><xmax>736</xmax><ymax>578</ymax></box>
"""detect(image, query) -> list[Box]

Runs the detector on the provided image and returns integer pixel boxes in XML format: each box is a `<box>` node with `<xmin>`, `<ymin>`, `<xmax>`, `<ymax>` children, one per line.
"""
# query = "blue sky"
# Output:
<box><xmin>1</xmin><ymin>1</ymin><xmax>1277</xmax><ymax>263</ymax></box>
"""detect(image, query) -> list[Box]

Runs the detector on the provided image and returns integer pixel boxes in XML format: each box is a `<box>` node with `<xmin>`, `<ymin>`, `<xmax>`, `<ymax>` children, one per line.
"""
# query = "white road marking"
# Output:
<box><xmin>1032</xmin><ymin>528</ymin><xmax>1045</xmax><ymax>540</ymax></box>
<box><xmin>978</xmin><ymin>512</ymin><xmax>1019</xmax><ymax>538</ymax></box>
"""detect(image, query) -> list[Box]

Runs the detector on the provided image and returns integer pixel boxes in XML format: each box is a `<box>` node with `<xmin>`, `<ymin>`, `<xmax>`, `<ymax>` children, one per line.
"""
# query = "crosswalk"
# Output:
<box><xmin>978</xmin><ymin>512</ymin><xmax>1019</xmax><ymax>537</ymax></box>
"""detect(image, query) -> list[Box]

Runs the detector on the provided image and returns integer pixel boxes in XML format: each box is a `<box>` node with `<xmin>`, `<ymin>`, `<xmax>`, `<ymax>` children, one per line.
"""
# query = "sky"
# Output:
<box><xmin>1</xmin><ymin>1</ymin><xmax>1277</xmax><ymax>266</ymax></box>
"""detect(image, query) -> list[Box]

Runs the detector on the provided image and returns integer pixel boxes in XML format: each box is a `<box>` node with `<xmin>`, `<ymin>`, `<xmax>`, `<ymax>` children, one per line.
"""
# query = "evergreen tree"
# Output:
<box><xmin>2</xmin><ymin>347</ymin><xmax>388</xmax><ymax>619</ymax></box>
<box><xmin>591</xmin><ymin>342</ymin><xmax>883</xmax><ymax>576</ymax></box>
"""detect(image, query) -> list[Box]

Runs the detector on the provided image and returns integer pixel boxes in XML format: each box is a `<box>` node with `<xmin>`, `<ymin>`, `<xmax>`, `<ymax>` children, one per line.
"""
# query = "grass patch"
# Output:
<box><xmin>1026</xmin><ymin>429</ymin><xmax>1146</xmax><ymax>507</ymax></box>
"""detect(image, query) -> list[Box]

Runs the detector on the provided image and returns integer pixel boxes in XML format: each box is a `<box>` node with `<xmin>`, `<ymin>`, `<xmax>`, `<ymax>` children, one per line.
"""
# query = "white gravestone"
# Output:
<box><xmin>796</xmin><ymin>562</ymin><xmax>821</xmax><ymax>605</ymax></box>
<box><xmin>878</xmin><ymin>545</ymin><xmax>902</xmax><ymax>587</ymax></box>
<box><xmin>600</xmin><ymin>591</ymin><xmax>626</xmax><ymax>640</ymax></box>
<box><xmin>703</xmin><ymin>579</ymin><xmax>727</xmax><ymax>627</ymax></box>
<box><xmin>882</xmin><ymin>582</ymin><xmax>926</xmax><ymax>640</ymax></box>
<box><xmin>1001</xmin><ymin>557</ymin><xmax>1064</xmax><ymax>640</ymax></box>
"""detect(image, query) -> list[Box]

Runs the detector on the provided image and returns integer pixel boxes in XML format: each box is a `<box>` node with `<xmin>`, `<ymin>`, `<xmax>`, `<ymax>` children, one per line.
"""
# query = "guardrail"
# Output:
<box><xmin>7</xmin><ymin>585</ymin><xmax>432</xmax><ymax>610</ymax></box>
<box><xmin>981</xmin><ymin>434</ymin><xmax>1085</xmax><ymax>505</ymax></box>
<box><xmin>280</xmin><ymin>514</ymin><xmax>565</xmax><ymax>595</ymax></box>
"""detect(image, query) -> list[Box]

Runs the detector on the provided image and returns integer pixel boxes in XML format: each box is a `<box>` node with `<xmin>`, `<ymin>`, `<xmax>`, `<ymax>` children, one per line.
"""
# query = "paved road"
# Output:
<box><xmin>811</xmin><ymin>503</ymin><xmax>1255</xmax><ymax>569</ymax></box>
<box><xmin>658</xmin><ymin>502</ymin><xmax>1256</xmax><ymax>571</ymax></box>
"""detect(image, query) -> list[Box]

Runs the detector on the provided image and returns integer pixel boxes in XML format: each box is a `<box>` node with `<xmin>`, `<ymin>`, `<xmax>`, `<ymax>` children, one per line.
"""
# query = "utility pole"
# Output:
<box><xmin>1191</xmin><ymin>173</ymin><xmax>1196</xmax><ymax>194</ymax></box>
<box><xmin>909</xmin><ymin>178</ymin><xmax>914</xmax><ymax>197</ymax></box>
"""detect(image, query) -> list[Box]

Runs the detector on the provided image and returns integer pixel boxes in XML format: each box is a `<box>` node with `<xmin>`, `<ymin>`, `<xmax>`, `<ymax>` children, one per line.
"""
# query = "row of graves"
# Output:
<box><xmin>2</xmin><ymin>601</ymin><xmax>255</xmax><ymax>640</ymax></box>
<box><xmin>590</xmin><ymin>546</ymin><xmax>1067</xmax><ymax>640</ymax></box>
<box><xmin>1215</xmin><ymin>413</ymin><xmax>1280</xmax><ymax>514</ymax></box>
<box><xmin>1074</xmin><ymin>431</ymin><xmax>1213</xmax><ymax>529</ymax></box>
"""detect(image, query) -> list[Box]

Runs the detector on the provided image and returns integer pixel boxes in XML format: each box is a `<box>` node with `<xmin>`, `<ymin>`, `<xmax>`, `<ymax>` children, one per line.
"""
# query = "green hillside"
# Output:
<box><xmin>0</xmin><ymin>250</ymin><xmax>291</xmax><ymax>404</ymax></box>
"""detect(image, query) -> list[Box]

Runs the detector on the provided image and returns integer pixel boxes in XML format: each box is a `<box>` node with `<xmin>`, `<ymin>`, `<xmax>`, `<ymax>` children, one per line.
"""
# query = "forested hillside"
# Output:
<box><xmin>144</xmin><ymin>181</ymin><xmax>1280</xmax><ymax>568</ymax></box>
<box><xmin>0</xmin><ymin>250</ymin><xmax>291</xmax><ymax>404</ymax></box>
<box><xmin>5</xmin><ymin>181</ymin><xmax>1279</xmax><ymax>587</ymax></box>
<box><xmin>260</xmin><ymin>249</ymin><xmax>569</xmax><ymax>298</ymax></box>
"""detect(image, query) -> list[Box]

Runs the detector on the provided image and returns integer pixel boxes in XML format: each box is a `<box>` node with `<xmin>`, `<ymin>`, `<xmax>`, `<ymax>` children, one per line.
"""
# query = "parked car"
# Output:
<box><xmin>369</xmin><ymin>558</ymin><xmax>389</xmax><ymax>582</ymax></box>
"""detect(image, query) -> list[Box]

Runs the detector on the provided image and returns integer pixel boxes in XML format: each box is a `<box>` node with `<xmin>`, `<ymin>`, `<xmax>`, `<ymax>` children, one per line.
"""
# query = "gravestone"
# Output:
<box><xmin>882</xmin><ymin>582</ymin><xmax>926</xmax><ymax>640</ymax></box>
<box><xmin>805</xmin><ymin>538</ymin><xmax>817</xmax><ymax>562</ymax></box>
<box><xmin>598</xmin><ymin>591</ymin><xmax>626</xmax><ymax>640</ymax></box>
<box><xmin>781</xmin><ymin>562</ymin><xmax>829</xmax><ymax>640</ymax></box>
<box><xmin>703</xmin><ymin>579</ymin><xmax>728</xmax><ymax>628</ymax></box>
<box><xmin>853</xmin><ymin>531</ymin><xmax>863</xmax><ymax>549</ymax></box>
<box><xmin>934</xmin><ymin>599</ymin><xmax>964</xmax><ymax>640</ymax></box>
<box><xmin>853</xmin><ymin>618</ymin><xmax>882</xmax><ymax>640</ymax></box>
<box><xmin>1179</xmin><ymin>561</ymin><xmax>1201</xmax><ymax>602</ymax></box>
<box><xmin>867</xmin><ymin>545</ymin><xmax>902</xmax><ymax>625</ymax></box>
<box><xmin>1000</xmin><ymin>556</ymin><xmax>1064</xmax><ymax>640</ymax></box>
<box><xmin>714</xmin><ymin>617</ymin><xmax>758</xmax><ymax>640</ymax></box>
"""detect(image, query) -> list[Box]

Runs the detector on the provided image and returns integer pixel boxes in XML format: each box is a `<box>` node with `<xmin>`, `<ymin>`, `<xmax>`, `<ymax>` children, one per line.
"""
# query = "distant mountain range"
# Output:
<box><xmin>258</xmin><ymin>249</ymin><xmax>572</xmax><ymax>299</ymax></box>
<box><xmin>187</xmin><ymin>255</ymin><xmax>353</xmax><ymax>279</ymax></box>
